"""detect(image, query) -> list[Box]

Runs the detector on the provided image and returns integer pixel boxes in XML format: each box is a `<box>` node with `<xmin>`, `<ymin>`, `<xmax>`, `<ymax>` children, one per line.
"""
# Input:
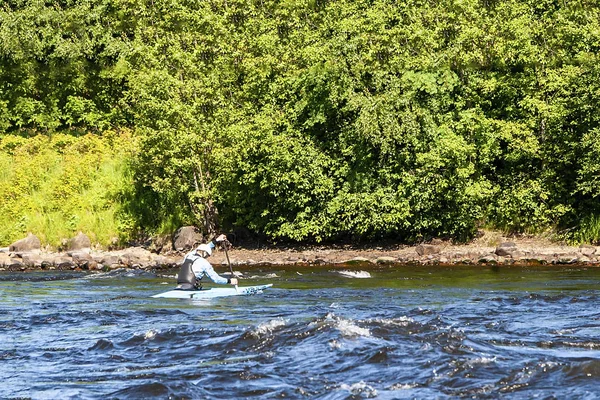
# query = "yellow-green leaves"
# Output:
<box><xmin>0</xmin><ymin>132</ymin><xmax>135</xmax><ymax>247</ymax></box>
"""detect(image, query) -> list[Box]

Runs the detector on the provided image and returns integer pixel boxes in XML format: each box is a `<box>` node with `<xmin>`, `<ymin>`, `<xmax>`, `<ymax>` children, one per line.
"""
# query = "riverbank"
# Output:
<box><xmin>1</xmin><ymin>231</ymin><xmax>598</xmax><ymax>272</ymax></box>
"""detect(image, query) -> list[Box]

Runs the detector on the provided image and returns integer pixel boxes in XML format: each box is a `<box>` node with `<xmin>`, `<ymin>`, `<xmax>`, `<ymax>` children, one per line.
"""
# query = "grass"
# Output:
<box><xmin>572</xmin><ymin>215</ymin><xmax>600</xmax><ymax>245</ymax></box>
<box><xmin>0</xmin><ymin>131</ymin><xmax>135</xmax><ymax>249</ymax></box>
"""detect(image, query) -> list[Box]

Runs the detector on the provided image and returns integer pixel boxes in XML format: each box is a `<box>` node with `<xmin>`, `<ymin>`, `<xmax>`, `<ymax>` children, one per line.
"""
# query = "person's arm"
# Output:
<box><xmin>192</xmin><ymin>258</ymin><xmax>230</xmax><ymax>285</ymax></box>
<box><xmin>209</xmin><ymin>234</ymin><xmax>227</xmax><ymax>248</ymax></box>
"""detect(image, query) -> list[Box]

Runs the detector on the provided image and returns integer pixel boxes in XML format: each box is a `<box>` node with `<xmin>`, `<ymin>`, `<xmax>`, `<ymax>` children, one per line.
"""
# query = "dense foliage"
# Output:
<box><xmin>0</xmin><ymin>132</ymin><xmax>135</xmax><ymax>247</ymax></box>
<box><xmin>1</xmin><ymin>0</ymin><xmax>600</xmax><ymax>245</ymax></box>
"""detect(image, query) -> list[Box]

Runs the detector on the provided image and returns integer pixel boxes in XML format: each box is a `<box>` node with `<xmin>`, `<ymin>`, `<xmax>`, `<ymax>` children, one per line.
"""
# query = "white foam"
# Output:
<box><xmin>339</xmin><ymin>381</ymin><xmax>378</xmax><ymax>397</ymax></box>
<box><xmin>250</xmin><ymin>318</ymin><xmax>286</xmax><ymax>338</ymax></box>
<box><xmin>337</xmin><ymin>270</ymin><xmax>371</xmax><ymax>278</ymax></box>
<box><xmin>389</xmin><ymin>382</ymin><xmax>418</xmax><ymax>390</ymax></box>
<box><xmin>314</xmin><ymin>313</ymin><xmax>371</xmax><ymax>337</ymax></box>
<box><xmin>377</xmin><ymin>316</ymin><xmax>414</xmax><ymax>326</ymax></box>
<box><xmin>144</xmin><ymin>330</ymin><xmax>157</xmax><ymax>340</ymax></box>
<box><xmin>467</xmin><ymin>356</ymin><xmax>496</xmax><ymax>366</ymax></box>
<box><xmin>336</xmin><ymin>320</ymin><xmax>370</xmax><ymax>337</ymax></box>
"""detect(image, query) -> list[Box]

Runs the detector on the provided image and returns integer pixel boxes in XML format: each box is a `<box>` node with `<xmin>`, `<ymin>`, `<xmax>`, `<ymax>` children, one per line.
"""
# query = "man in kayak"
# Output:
<box><xmin>176</xmin><ymin>234</ymin><xmax>238</xmax><ymax>290</ymax></box>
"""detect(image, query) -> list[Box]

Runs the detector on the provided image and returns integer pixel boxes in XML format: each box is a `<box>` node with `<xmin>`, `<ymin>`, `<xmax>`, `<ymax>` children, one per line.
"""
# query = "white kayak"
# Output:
<box><xmin>152</xmin><ymin>284</ymin><xmax>273</xmax><ymax>299</ymax></box>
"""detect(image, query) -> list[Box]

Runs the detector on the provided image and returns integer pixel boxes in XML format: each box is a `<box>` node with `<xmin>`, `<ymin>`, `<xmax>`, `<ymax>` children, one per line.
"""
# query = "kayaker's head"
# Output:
<box><xmin>195</xmin><ymin>244</ymin><xmax>212</xmax><ymax>258</ymax></box>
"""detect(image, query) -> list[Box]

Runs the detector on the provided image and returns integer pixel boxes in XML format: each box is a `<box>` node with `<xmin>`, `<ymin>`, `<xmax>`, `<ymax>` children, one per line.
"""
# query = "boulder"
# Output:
<box><xmin>579</xmin><ymin>244</ymin><xmax>596</xmax><ymax>256</ymax></box>
<box><xmin>0</xmin><ymin>253</ymin><xmax>11</xmax><ymax>267</ymax></box>
<box><xmin>9</xmin><ymin>234</ymin><xmax>41</xmax><ymax>253</ymax></box>
<box><xmin>495</xmin><ymin>242</ymin><xmax>517</xmax><ymax>257</ymax></box>
<box><xmin>520</xmin><ymin>256</ymin><xmax>550</xmax><ymax>265</ymax></box>
<box><xmin>578</xmin><ymin>255</ymin><xmax>591</xmax><ymax>263</ymax></box>
<box><xmin>478</xmin><ymin>255</ymin><xmax>497</xmax><ymax>264</ymax></box>
<box><xmin>152</xmin><ymin>255</ymin><xmax>178</xmax><ymax>268</ymax></box>
<box><xmin>7</xmin><ymin>257</ymin><xmax>24</xmax><ymax>269</ymax></box>
<box><xmin>22</xmin><ymin>254</ymin><xmax>43</xmax><ymax>268</ymax></box>
<box><xmin>95</xmin><ymin>254</ymin><xmax>120</xmax><ymax>266</ymax></box>
<box><xmin>149</xmin><ymin>234</ymin><xmax>172</xmax><ymax>254</ymax></box>
<box><xmin>554</xmin><ymin>254</ymin><xmax>578</xmax><ymax>264</ymax></box>
<box><xmin>416</xmin><ymin>244</ymin><xmax>441</xmax><ymax>256</ymax></box>
<box><xmin>119</xmin><ymin>247</ymin><xmax>154</xmax><ymax>267</ymax></box>
<box><xmin>67</xmin><ymin>232</ymin><xmax>91</xmax><ymax>252</ymax></box>
<box><xmin>71</xmin><ymin>252</ymin><xmax>94</xmax><ymax>268</ymax></box>
<box><xmin>54</xmin><ymin>257</ymin><xmax>75</xmax><ymax>269</ymax></box>
<box><xmin>172</xmin><ymin>226</ymin><xmax>203</xmax><ymax>251</ymax></box>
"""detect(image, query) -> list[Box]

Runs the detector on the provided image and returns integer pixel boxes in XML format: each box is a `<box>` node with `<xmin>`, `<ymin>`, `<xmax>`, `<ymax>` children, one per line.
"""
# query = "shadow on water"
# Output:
<box><xmin>1</xmin><ymin>264</ymin><xmax>600</xmax><ymax>398</ymax></box>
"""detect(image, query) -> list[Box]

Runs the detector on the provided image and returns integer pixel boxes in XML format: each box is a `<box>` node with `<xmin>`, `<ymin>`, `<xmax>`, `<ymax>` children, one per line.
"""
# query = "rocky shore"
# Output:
<box><xmin>1</xmin><ymin>230</ymin><xmax>599</xmax><ymax>272</ymax></box>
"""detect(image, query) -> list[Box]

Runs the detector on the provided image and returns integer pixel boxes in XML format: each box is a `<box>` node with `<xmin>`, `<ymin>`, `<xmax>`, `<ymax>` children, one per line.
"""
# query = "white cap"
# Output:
<box><xmin>195</xmin><ymin>244</ymin><xmax>212</xmax><ymax>257</ymax></box>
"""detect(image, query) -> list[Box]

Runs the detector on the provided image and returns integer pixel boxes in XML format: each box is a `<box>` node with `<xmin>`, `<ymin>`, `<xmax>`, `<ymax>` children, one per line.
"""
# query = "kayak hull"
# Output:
<box><xmin>152</xmin><ymin>284</ymin><xmax>273</xmax><ymax>299</ymax></box>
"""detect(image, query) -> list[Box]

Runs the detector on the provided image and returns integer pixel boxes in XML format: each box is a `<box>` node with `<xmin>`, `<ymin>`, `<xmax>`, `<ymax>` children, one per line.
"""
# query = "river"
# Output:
<box><xmin>1</xmin><ymin>264</ymin><xmax>600</xmax><ymax>399</ymax></box>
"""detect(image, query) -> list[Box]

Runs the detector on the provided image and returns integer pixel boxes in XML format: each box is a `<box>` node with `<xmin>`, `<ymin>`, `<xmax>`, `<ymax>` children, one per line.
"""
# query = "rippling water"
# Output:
<box><xmin>2</xmin><ymin>265</ymin><xmax>600</xmax><ymax>399</ymax></box>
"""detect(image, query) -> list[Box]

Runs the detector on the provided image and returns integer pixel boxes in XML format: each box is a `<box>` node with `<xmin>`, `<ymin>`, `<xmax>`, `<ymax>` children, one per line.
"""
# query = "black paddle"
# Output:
<box><xmin>223</xmin><ymin>241</ymin><xmax>238</xmax><ymax>292</ymax></box>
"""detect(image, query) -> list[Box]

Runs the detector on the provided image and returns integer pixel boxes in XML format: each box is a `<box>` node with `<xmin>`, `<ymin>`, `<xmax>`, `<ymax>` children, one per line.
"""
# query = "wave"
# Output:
<box><xmin>336</xmin><ymin>270</ymin><xmax>372</xmax><ymax>278</ymax></box>
<box><xmin>248</xmin><ymin>317</ymin><xmax>287</xmax><ymax>339</ymax></box>
<box><xmin>85</xmin><ymin>268</ymin><xmax>156</xmax><ymax>280</ymax></box>
<box><xmin>108</xmin><ymin>382</ymin><xmax>175</xmax><ymax>398</ymax></box>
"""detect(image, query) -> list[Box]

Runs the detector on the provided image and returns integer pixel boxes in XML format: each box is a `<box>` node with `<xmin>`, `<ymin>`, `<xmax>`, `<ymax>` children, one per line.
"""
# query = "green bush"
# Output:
<box><xmin>0</xmin><ymin>131</ymin><xmax>135</xmax><ymax>248</ymax></box>
<box><xmin>2</xmin><ymin>0</ymin><xmax>600</xmax><ymax>244</ymax></box>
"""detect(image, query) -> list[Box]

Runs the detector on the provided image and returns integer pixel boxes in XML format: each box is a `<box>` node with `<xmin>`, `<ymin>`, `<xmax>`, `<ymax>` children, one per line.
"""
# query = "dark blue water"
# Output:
<box><xmin>1</xmin><ymin>265</ymin><xmax>600</xmax><ymax>399</ymax></box>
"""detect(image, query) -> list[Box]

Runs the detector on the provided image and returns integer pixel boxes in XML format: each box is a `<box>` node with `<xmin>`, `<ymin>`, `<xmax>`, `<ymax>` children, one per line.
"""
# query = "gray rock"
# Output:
<box><xmin>96</xmin><ymin>254</ymin><xmax>120</xmax><ymax>266</ymax></box>
<box><xmin>510</xmin><ymin>250</ymin><xmax>525</xmax><ymax>259</ymax></box>
<box><xmin>149</xmin><ymin>234</ymin><xmax>172</xmax><ymax>253</ymax></box>
<box><xmin>495</xmin><ymin>242</ymin><xmax>517</xmax><ymax>257</ymax></box>
<box><xmin>54</xmin><ymin>257</ymin><xmax>75</xmax><ymax>269</ymax></box>
<box><xmin>71</xmin><ymin>251</ymin><xmax>93</xmax><ymax>262</ymax></box>
<box><xmin>555</xmin><ymin>254</ymin><xmax>578</xmax><ymax>264</ymax></box>
<box><xmin>22</xmin><ymin>254</ymin><xmax>43</xmax><ymax>268</ymax></box>
<box><xmin>520</xmin><ymin>256</ymin><xmax>550</xmax><ymax>265</ymax></box>
<box><xmin>9</xmin><ymin>234</ymin><xmax>41</xmax><ymax>252</ymax></box>
<box><xmin>416</xmin><ymin>244</ymin><xmax>441</xmax><ymax>256</ymax></box>
<box><xmin>478</xmin><ymin>255</ymin><xmax>497</xmax><ymax>264</ymax></box>
<box><xmin>0</xmin><ymin>254</ymin><xmax>11</xmax><ymax>266</ymax></box>
<box><xmin>71</xmin><ymin>252</ymin><xmax>95</xmax><ymax>269</ymax></box>
<box><xmin>578</xmin><ymin>255</ymin><xmax>591</xmax><ymax>263</ymax></box>
<box><xmin>41</xmin><ymin>258</ymin><xmax>53</xmax><ymax>269</ymax></box>
<box><xmin>119</xmin><ymin>247</ymin><xmax>153</xmax><ymax>267</ymax></box>
<box><xmin>151</xmin><ymin>255</ymin><xmax>173</xmax><ymax>268</ymax></box>
<box><xmin>67</xmin><ymin>232</ymin><xmax>91</xmax><ymax>252</ymax></box>
<box><xmin>173</xmin><ymin>226</ymin><xmax>203</xmax><ymax>251</ymax></box>
<box><xmin>579</xmin><ymin>244</ymin><xmax>596</xmax><ymax>256</ymax></box>
<box><xmin>138</xmin><ymin>259</ymin><xmax>158</xmax><ymax>269</ymax></box>
<box><xmin>8</xmin><ymin>258</ymin><xmax>24</xmax><ymax>269</ymax></box>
